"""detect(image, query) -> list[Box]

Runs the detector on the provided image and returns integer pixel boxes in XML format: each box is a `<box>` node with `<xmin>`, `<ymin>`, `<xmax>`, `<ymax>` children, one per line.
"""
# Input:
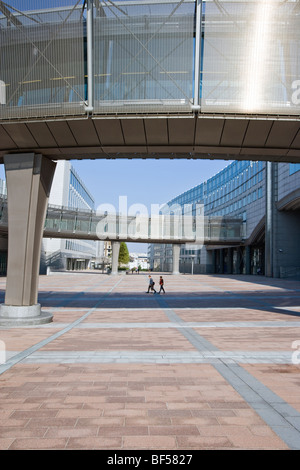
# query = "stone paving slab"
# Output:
<box><xmin>0</xmin><ymin>272</ymin><xmax>300</xmax><ymax>450</ymax></box>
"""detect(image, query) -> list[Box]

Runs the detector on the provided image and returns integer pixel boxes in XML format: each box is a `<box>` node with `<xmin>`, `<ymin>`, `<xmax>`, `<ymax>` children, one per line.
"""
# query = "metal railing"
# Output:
<box><xmin>0</xmin><ymin>0</ymin><xmax>299</xmax><ymax>120</ymax></box>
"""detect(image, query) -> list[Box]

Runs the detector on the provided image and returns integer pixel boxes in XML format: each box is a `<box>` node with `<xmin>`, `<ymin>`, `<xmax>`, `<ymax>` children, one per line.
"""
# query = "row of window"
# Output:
<box><xmin>68</xmin><ymin>187</ymin><xmax>93</xmax><ymax>211</ymax></box>
<box><xmin>290</xmin><ymin>163</ymin><xmax>300</xmax><ymax>175</ymax></box>
<box><xmin>205</xmin><ymin>171</ymin><xmax>264</xmax><ymax>208</ymax></box>
<box><xmin>208</xmin><ymin>187</ymin><xmax>263</xmax><ymax>217</ymax></box>
<box><xmin>169</xmin><ymin>161</ymin><xmax>265</xmax><ymax>208</ymax></box>
<box><xmin>205</xmin><ymin>161</ymin><xmax>264</xmax><ymax>194</ymax></box>
<box><xmin>69</xmin><ymin>168</ymin><xmax>94</xmax><ymax>210</ymax></box>
<box><xmin>65</xmin><ymin>240</ymin><xmax>94</xmax><ymax>254</ymax></box>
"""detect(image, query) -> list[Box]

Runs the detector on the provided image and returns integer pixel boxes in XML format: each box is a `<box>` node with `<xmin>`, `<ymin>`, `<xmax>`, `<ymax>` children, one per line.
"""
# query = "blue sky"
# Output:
<box><xmin>6</xmin><ymin>0</ymin><xmax>83</xmax><ymax>10</ymax></box>
<box><xmin>71</xmin><ymin>158</ymin><xmax>231</xmax><ymax>212</ymax></box>
<box><xmin>0</xmin><ymin>158</ymin><xmax>231</xmax><ymax>210</ymax></box>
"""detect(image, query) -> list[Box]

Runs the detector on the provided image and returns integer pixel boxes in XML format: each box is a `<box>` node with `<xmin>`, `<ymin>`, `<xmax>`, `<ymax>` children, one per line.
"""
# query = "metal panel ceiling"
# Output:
<box><xmin>195</xmin><ymin>118</ymin><xmax>224</xmax><ymax>146</ymax></box>
<box><xmin>67</xmin><ymin>120</ymin><xmax>100</xmax><ymax>147</ymax></box>
<box><xmin>242</xmin><ymin>120</ymin><xmax>273</xmax><ymax>148</ymax></box>
<box><xmin>0</xmin><ymin>125</ymin><xmax>18</xmax><ymax>149</ymax></box>
<box><xmin>291</xmin><ymin>130</ymin><xmax>300</xmax><ymax>149</ymax></box>
<box><xmin>143</xmin><ymin>119</ymin><xmax>168</xmax><ymax>145</ymax></box>
<box><xmin>167</xmin><ymin>117</ymin><xmax>195</xmax><ymax>145</ymax></box>
<box><xmin>121</xmin><ymin>119</ymin><xmax>146</xmax><ymax>146</ymax></box>
<box><xmin>92</xmin><ymin>119</ymin><xmax>124</xmax><ymax>146</ymax></box>
<box><xmin>265</xmin><ymin>121</ymin><xmax>300</xmax><ymax>148</ymax></box>
<box><xmin>26</xmin><ymin>122</ymin><xmax>58</xmax><ymax>148</ymax></box>
<box><xmin>220</xmin><ymin>119</ymin><xmax>248</xmax><ymax>147</ymax></box>
<box><xmin>46</xmin><ymin>121</ymin><xmax>77</xmax><ymax>147</ymax></box>
<box><xmin>0</xmin><ymin>116</ymin><xmax>299</xmax><ymax>163</ymax></box>
<box><xmin>4</xmin><ymin>123</ymin><xmax>38</xmax><ymax>148</ymax></box>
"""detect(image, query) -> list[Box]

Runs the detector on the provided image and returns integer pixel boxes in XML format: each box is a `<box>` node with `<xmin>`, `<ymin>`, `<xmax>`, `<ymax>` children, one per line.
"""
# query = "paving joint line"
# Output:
<box><xmin>155</xmin><ymin>290</ymin><xmax>300</xmax><ymax>450</ymax></box>
<box><xmin>0</xmin><ymin>276</ymin><xmax>124</xmax><ymax>375</ymax></box>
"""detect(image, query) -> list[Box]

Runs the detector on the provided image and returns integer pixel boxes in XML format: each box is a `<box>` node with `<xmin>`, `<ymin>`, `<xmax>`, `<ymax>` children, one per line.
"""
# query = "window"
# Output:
<box><xmin>289</xmin><ymin>163</ymin><xmax>300</xmax><ymax>175</ymax></box>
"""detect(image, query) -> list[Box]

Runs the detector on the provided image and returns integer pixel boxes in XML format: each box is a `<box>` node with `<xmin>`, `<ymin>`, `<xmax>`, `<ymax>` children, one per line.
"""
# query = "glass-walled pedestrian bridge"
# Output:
<box><xmin>0</xmin><ymin>196</ymin><xmax>244</xmax><ymax>245</ymax></box>
<box><xmin>0</xmin><ymin>0</ymin><xmax>299</xmax><ymax>163</ymax></box>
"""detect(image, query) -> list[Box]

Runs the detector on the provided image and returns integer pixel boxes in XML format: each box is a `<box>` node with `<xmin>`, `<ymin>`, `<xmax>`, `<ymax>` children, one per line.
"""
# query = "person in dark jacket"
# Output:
<box><xmin>158</xmin><ymin>276</ymin><xmax>165</xmax><ymax>294</ymax></box>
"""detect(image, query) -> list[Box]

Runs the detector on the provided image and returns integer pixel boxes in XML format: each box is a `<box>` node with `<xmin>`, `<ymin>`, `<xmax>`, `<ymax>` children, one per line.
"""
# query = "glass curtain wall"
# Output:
<box><xmin>200</xmin><ymin>0</ymin><xmax>300</xmax><ymax>115</ymax></box>
<box><xmin>0</xmin><ymin>0</ymin><xmax>86</xmax><ymax>119</ymax></box>
<box><xmin>93</xmin><ymin>0</ymin><xmax>196</xmax><ymax>114</ymax></box>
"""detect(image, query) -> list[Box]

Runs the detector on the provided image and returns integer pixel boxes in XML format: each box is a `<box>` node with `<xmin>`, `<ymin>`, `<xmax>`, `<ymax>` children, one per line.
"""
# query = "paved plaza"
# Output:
<box><xmin>0</xmin><ymin>271</ymin><xmax>300</xmax><ymax>450</ymax></box>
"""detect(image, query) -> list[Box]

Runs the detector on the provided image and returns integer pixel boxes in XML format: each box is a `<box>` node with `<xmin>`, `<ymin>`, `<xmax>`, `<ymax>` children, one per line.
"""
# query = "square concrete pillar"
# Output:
<box><xmin>172</xmin><ymin>244</ymin><xmax>181</xmax><ymax>275</ymax></box>
<box><xmin>0</xmin><ymin>154</ymin><xmax>56</xmax><ymax>326</ymax></box>
<box><xmin>111</xmin><ymin>241</ymin><xmax>120</xmax><ymax>275</ymax></box>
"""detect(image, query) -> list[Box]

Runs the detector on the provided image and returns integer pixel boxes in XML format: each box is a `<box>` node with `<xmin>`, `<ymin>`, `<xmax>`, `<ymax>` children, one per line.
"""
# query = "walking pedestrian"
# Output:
<box><xmin>146</xmin><ymin>275</ymin><xmax>156</xmax><ymax>293</ymax></box>
<box><xmin>158</xmin><ymin>276</ymin><xmax>165</xmax><ymax>294</ymax></box>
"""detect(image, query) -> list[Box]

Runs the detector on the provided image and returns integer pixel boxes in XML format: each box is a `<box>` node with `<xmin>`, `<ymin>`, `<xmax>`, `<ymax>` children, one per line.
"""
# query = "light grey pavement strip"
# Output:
<box><xmin>41</xmin><ymin>306</ymin><xmax>300</xmax><ymax>311</ymax></box>
<box><xmin>26</xmin><ymin>321</ymin><xmax>300</xmax><ymax>329</ymax></box>
<box><xmin>154</xmin><ymin>293</ymin><xmax>300</xmax><ymax>450</ymax></box>
<box><xmin>0</xmin><ymin>277</ymin><xmax>123</xmax><ymax>375</ymax></box>
<box><xmin>18</xmin><ymin>350</ymin><xmax>294</xmax><ymax>365</ymax></box>
<box><xmin>83</xmin><ymin>294</ymin><xmax>300</xmax><ymax>300</ymax></box>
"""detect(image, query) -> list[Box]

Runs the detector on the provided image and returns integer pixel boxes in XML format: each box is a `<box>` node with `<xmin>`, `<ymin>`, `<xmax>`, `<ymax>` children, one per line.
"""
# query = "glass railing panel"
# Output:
<box><xmin>200</xmin><ymin>0</ymin><xmax>300</xmax><ymax>115</ymax></box>
<box><xmin>93</xmin><ymin>0</ymin><xmax>195</xmax><ymax>114</ymax></box>
<box><xmin>0</xmin><ymin>1</ymin><xmax>86</xmax><ymax>119</ymax></box>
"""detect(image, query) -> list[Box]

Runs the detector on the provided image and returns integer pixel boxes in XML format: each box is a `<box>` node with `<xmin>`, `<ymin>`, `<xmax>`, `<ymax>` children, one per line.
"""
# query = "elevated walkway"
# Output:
<box><xmin>0</xmin><ymin>0</ymin><xmax>299</xmax><ymax>163</ymax></box>
<box><xmin>0</xmin><ymin>196</ymin><xmax>244</xmax><ymax>246</ymax></box>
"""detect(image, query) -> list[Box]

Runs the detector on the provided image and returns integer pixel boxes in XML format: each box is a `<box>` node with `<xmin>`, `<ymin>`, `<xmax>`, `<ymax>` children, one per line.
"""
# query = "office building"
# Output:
<box><xmin>42</xmin><ymin>160</ymin><xmax>97</xmax><ymax>272</ymax></box>
<box><xmin>149</xmin><ymin>161</ymin><xmax>300</xmax><ymax>278</ymax></box>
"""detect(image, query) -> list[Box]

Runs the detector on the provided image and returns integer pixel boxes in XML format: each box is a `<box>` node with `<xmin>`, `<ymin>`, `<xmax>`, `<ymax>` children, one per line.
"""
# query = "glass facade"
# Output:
<box><xmin>0</xmin><ymin>0</ymin><xmax>299</xmax><ymax>118</ymax></box>
<box><xmin>69</xmin><ymin>167</ymin><xmax>94</xmax><ymax>210</ymax></box>
<box><xmin>166</xmin><ymin>160</ymin><xmax>265</xmax><ymax>219</ymax></box>
<box><xmin>290</xmin><ymin>163</ymin><xmax>300</xmax><ymax>175</ymax></box>
<box><xmin>150</xmin><ymin>159</ymin><xmax>266</xmax><ymax>273</ymax></box>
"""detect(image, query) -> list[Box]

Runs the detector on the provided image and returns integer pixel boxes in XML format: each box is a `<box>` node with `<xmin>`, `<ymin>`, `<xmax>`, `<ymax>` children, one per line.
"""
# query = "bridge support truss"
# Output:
<box><xmin>0</xmin><ymin>153</ymin><xmax>56</xmax><ymax>326</ymax></box>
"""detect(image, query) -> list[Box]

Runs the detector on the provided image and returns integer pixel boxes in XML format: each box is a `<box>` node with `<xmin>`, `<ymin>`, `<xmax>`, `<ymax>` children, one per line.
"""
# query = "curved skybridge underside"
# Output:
<box><xmin>0</xmin><ymin>0</ymin><xmax>299</xmax><ymax>164</ymax></box>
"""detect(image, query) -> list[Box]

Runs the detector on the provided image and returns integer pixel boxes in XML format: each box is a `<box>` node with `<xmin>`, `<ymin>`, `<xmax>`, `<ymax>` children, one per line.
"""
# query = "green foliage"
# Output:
<box><xmin>118</xmin><ymin>242</ymin><xmax>130</xmax><ymax>266</ymax></box>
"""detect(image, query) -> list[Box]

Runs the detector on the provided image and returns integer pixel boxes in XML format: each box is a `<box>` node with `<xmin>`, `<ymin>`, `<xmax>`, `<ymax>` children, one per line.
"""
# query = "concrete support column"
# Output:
<box><xmin>0</xmin><ymin>153</ymin><xmax>56</xmax><ymax>326</ymax></box>
<box><xmin>211</xmin><ymin>250</ymin><xmax>216</xmax><ymax>274</ymax></box>
<box><xmin>236</xmin><ymin>249</ymin><xmax>241</xmax><ymax>274</ymax></box>
<box><xmin>172</xmin><ymin>244</ymin><xmax>180</xmax><ymax>275</ymax></box>
<box><xmin>219</xmin><ymin>249</ymin><xmax>224</xmax><ymax>274</ymax></box>
<box><xmin>245</xmin><ymin>245</ymin><xmax>251</xmax><ymax>275</ymax></box>
<box><xmin>227</xmin><ymin>248</ymin><xmax>233</xmax><ymax>274</ymax></box>
<box><xmin>111</xmin><ymin>241</ymin><xmax>120</xmax><ymax>275</ymax></box>
<box><xmin>265</xmin><ymin>162</ymin><xmax>278</xmax><ymax>277</ymax></box>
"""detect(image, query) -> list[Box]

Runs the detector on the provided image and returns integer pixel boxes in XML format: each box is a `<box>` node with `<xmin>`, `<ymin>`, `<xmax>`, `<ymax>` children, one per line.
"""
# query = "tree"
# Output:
<box><xmin>118</xmin><ymin>242</ymin><xmax>130</xmax><ymax>266</ymax></box>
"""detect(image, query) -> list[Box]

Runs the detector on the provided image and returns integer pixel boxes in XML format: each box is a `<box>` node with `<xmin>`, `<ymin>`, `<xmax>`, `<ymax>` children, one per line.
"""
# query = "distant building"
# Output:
<box><xmin>149</xmin><ymin>161</ymin><xmax>300</xmax><ymax>279</ymax></box>
<box><xmin>0</xmin><ymin>178</ymin><xmax>6</xmax><ymax>197</ymax></box>
<box><xmin>129</xmin><ymin>253</ymin><xmax>149</xmax><ymax>271</ymax></box>
<box><xmin>42</xmin><ymin>161</ymin><xmax>97</xmax><ymax>272</ymax></box>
